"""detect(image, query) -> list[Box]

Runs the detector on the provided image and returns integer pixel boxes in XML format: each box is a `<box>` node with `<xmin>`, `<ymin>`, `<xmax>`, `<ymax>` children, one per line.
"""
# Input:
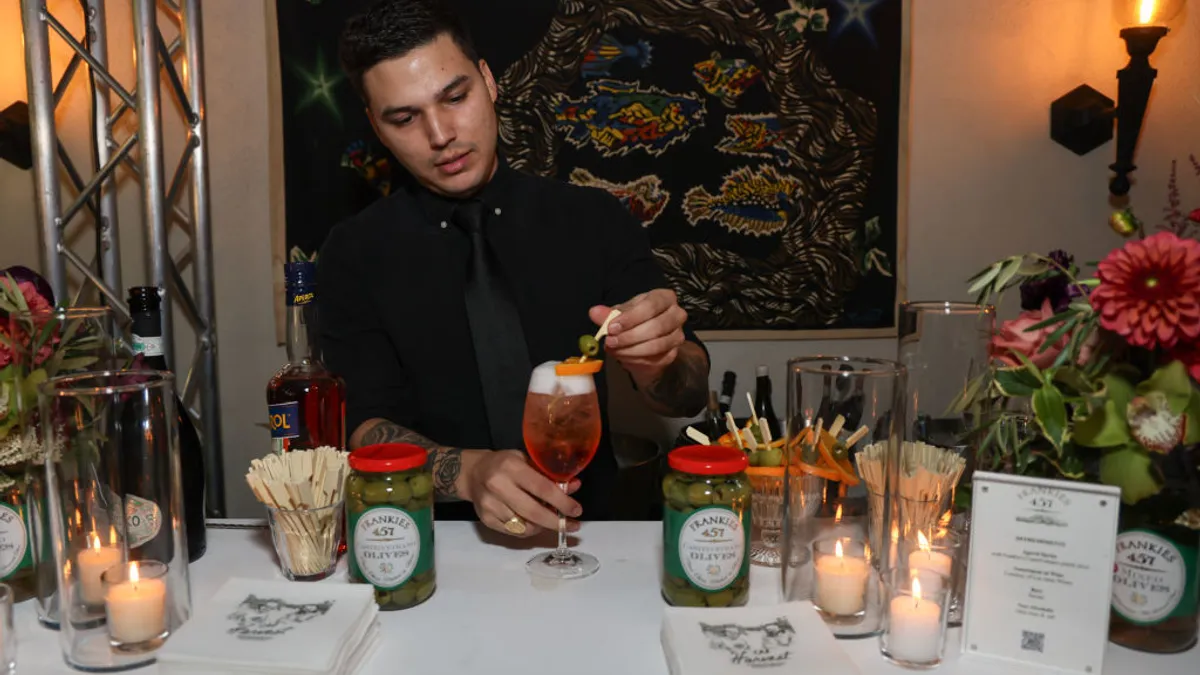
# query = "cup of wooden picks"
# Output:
<box><xmin>246</xmin><ymin>447</ymin><xmax>349</xmax><ymax>581</ymax></box>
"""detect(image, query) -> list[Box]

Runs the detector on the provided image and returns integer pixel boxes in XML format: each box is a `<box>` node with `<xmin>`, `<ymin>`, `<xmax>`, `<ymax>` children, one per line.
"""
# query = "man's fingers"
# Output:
<box><xmin>502</xmin><ymin>484</ymin><xmax>580</xmax><ymax>532</ymax></box>
<box><xmin>476</xmin><ymin>494</ymin><xmax>543</xmax><ymax>538</ymax></box>
<box><xmin>607</xmin><ymin>305</ymin><xmax>687</xmax><ymax>349</ymax></box>
<box><xmin>605</xmin><ymin>290</ymin><xmax>672</xmax><ymax>337</ymax></box>
<box><xmin>608</xmin><ymin>330</ymin><xmax>685</xmax><ymax>359</ymax></box>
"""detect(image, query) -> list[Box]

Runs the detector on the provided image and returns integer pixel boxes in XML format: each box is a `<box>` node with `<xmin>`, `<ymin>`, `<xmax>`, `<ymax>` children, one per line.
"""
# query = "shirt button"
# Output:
<box><xmin>494</xmin><ymin>208</ymin><xmax>502</xmax><ymax>216</ymax></box>
<box><xmin>440</xmin><ymin>221</ymin><xmax>448</xmax><ymax>229</ymax></box>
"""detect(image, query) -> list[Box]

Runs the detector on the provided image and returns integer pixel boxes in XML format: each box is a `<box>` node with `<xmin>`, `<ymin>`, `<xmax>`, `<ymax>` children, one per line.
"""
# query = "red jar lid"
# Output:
<box><xmin>349</xmin><ymin>443</ymin><xmax>428</xmax><ymax>473</ymax></box>
<box><xmin>668</xmin><ymin>444</ymin><xmax>748</xmax><ymax>476</ymax></box>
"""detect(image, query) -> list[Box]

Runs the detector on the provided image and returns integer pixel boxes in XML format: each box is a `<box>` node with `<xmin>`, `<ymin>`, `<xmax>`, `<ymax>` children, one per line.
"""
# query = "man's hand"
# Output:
<box><xmin>590</xmin><ymin>289</ymin><xmax>709</xmax><ymax>418</ymax></box>
<box><xmin>460</xmin><ymin>450</ymin><xmax>582</xmax><ymax>538</ymax></box>
<box><xmin>589</xmin><ymin>289</ymin><xmax>688</xmax><ymax>381</ymax></box>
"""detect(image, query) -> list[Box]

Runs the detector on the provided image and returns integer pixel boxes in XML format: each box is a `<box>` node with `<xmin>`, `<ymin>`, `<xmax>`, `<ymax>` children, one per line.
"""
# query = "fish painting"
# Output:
<box><xmin>555</xmin><ymin>79</ymin><xmax>706</xmax><ymax>158</ymax></box>
<box><xmin>716</xmin><ymin>114</ymin><xmax>792</xmax><ymax>166</ymax></box>
<box><xmin>581</xmin><ymin>34</ymin><xmax>652</xmax><ymax>79</ymax></box>
<box><xmin>693</xmin><ymin>52</ymin><xmax>761</xmax><ymax>108</ymax></box>
<box><xmin>683</xmin><ymin>165</ymin><xmax>803</xmax><ymax>237</ymax></box>
<box><xmin>569</xmin><ymin>168</ymin><xmax>670</xmax><ymax>226</ymax></box>
<box><xmin>340</xmin><ymin>140</ymin><xmax>392</xmax><ymax>196</ymax></box>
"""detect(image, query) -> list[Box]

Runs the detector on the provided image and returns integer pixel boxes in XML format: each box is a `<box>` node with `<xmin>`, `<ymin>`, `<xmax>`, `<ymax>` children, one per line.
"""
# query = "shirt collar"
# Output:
<box><xmin>410</xmin><ymin>152</ymin><xmax>516</xmax><ymax>228</ymax></box>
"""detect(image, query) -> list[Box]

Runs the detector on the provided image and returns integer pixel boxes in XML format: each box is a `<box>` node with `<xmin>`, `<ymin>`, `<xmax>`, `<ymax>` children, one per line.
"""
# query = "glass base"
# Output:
<box><xmin>882</xmin><ymin>651</ymin><xmax>942</xmax><ymax>670</ymax></box>
<box><xmin>751</xmin><ymin>543</ymin><xmax>782</xmax><ymax>567</ymax></box>
<box><xmin>526</xmin><ymin>550</ymin><xmax>600</xmax><ymax>580</ymax></box>
<box><xmin>110</xmin><ymin>630</ymin><xmax>168</xmax><ymax>654</ymax></box>
<box><xmin>281</xmin><ymin>567</ymin><xmax>337</xmax><ymax>583</ymax></box>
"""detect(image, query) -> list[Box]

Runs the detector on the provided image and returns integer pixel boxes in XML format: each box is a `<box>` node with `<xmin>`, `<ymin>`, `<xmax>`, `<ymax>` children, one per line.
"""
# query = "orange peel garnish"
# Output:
<box><xmin>555</xmin><ymin>360</ymin><xmax>603</xmax><ymax>376</ymax></box>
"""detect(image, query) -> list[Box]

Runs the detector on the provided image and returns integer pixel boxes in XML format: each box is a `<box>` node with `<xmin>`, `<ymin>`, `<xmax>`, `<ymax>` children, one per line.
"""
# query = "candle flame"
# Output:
<box><xmin>918</xmin><ymin>530</ymin><xmax>931</xmax><ymax>553</ymax></box>
<box><xmin>913</xmin><ymin>575</ymin><xmax>923</xmax><ymax>602</ymax></box>
<box><xmin>939</xmin><ymin>510</ymin><xmax>951</xmax><ymax>527</ymax></box>
<box><xmin>90</xmin><ymin>532</ymin><xmax>100</xmax><ymax>550</ymax></box>
<box><xmin>109</xmin><ymin>527</ymin><xmax>118</xmax><ymax>546</ymax></box>
<box><xmin>835</xmin><ymin>539</ymin><xmax>844</xmax><ymax>558</ymax></box>
<box><xmin>891</xmin><ymin>523</ymin><xmax>899</xmax><ymax>542</ymax></box>
<box><xmin>1139</xmin><ymin>0</ymin><xmax>1156</xmax><ymax>24</ymax></box>
<box><xmin>129</xmin><ymin>561</ymin><xmax>140</xmax><ymax>584</ymax></box>
<box><xmin>864</xmin><ymin>542</ymin><xmax>872</xmax><ymax>564</ymax></box>
<box><xmin>834</xmin><ymin>504</ymin><xmax>843</xmax><ymax>523</ymax></box>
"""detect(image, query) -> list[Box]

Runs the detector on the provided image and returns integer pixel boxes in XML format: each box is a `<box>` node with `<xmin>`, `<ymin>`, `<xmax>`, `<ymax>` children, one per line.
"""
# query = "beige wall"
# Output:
<box><xmin>1</xmin><ymin>0</ymin><xmax>1198</xmax><ymax>516</ymax></box>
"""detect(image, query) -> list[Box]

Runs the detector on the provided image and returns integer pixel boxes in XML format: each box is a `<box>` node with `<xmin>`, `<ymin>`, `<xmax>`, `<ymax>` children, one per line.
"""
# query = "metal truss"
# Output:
<box><xmin>20</xmin><ymin>0</ymin><xmax>225</xmax><ymax>516</ymax></box>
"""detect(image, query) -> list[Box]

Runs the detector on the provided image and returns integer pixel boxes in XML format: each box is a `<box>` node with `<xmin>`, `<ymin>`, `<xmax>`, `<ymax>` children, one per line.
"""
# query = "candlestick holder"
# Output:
<box><xmin>102</xmin><ymin>560</ymin><xmax>169</xmax><ymax>653</ymax></box>
<box><xmin>900</xmin><ymin>529</ymin><xmax>961</xmax><ymax>600</ymax></box>
<box><xmin>781</xmin><ymin>356</ymin><xmax>905</xmax><ymax>640</ymax></box>
<box><xmin>881</xmin><ymin>566</ymin><xmax>952</xmax><ymax>669</ymax></box>
<box><xmin>812</xmin><ymin>536</ymin><xmax>872</xmax><ymax>625</ymax></box>
<box><xmin>39</xmin><ymin>371</ymin><xmax>193</xmax><ymax>671</ymax></box>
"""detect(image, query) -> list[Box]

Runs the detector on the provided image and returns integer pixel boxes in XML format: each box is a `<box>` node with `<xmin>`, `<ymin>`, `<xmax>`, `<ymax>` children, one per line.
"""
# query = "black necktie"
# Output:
<box><xmin>453</xmin><ymin>200</ymin><xmax>532</xmax><ymax>450</ymax></box>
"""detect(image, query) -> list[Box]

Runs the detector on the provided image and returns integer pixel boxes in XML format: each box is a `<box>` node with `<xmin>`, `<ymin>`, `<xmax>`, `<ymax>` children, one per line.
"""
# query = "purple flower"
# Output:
<box><xmin>1020</xmin><ymin>250</ymin><xmax>1075</xmax><ymax>313</ymax></box>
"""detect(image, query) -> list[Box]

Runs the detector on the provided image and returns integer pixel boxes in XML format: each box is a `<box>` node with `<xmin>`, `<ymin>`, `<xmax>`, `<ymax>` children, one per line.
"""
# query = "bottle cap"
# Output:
<box><xmin>127</xmin><ymin>286</ymin><xmax>161</xmax><ymax>313</ymax></box>
<box><xmin>756</xmin><ymin>365</ymin><xmax>769</xmax><ymax>377</ymax></box>
<box><xmin>349</xmin><ymin>443</ymin><xmax>428</xmax><ymax>473</ymax></box>
<box><xmin>284</xmin><ymin>261</ymin><xmax>316</xmax><ymax>306</ymax></box>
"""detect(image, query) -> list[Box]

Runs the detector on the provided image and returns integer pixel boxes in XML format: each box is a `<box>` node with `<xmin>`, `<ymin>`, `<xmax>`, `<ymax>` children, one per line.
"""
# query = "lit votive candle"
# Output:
<box><xmin>103</xmin><ymin>561</ymin><xmax>168</xmax><ymax>646</ymax></box>
<box><xmin>814</xmin><ymin>539</ymin><xmax>870</xmax><ymax>617</ymax></box>
<box><xmin>77</xmin><ymin>532</ymin><xmax>121</xmax><ymax>606</ymax></box>
<box><xmin>907</xmin><ymin>531</ymin><xmax>952</xmax><ymax>593</ymax></box>
<box><xmin>886</xmin><ymin>576</ymin><xmax>943</xmax><ymax>664</ymax></box>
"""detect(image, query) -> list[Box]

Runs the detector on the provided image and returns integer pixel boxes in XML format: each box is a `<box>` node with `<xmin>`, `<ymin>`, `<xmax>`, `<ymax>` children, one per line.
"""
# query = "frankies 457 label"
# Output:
<box><xmin>1112</xmin><ymin>529</ymin><xmax>1197</xmax><ymax>624</ymax></box>
<box><xmin>268</xmin><ymin>402</ymin><xmax>300</xmax><ymax>440</ymax></box>
<box><xmin>0</xmin><ymin>504</ymin><xmax>30</xmax><ymax>579</ymax></box>
<box><xmin>665</xmin><ymin>506</ymin><xmax>749</xmax><ymax>592</ymax></box>
<box><xmin>350</xmin><ymin>506</ymin><xmax>433</xmax><ymax>590</ymax></box>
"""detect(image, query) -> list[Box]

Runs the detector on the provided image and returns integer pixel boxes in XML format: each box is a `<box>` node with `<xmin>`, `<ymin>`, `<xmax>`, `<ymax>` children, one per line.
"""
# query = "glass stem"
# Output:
<box><xmin>553</xmin><ymin>481</ymin><xmax>570</xmax><ymax>562</ymax></box>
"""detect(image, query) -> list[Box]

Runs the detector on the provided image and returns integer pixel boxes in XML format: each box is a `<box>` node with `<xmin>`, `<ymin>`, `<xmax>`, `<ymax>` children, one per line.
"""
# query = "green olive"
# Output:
<box><xmin>760</xmin><ymin>448</ymin><xmax>784</xmax><ymax>467</ymax></box>
<box><xmin>748</xmin><ymin>450</ymin><xmax>762</xmax><ymax>467</ymax></box>
<box><xmin>661</xmin><ymin>474</ymin><xmax>679</xmax><ymax>499</ymax></box>
<box><xmin>348</xmin><ymin>495</ymin><xmax>367</xmax><ymax>516</ymax></box>
<box><xmin>578</xmin><ymin>334</ymin><xmax>600</xmax><ymax>357</ymax></box>
<box><xmin>734</xmin><ymin>481</ymin><xmax>753</xmax><ymax>502</ymax></box>
<box><xmin>668</xmin><ymin>480</ymin><xmax>690</xmax><ymax>507</ymax></box>
<box><xmin>706</xmin><ymin>589</ymin><xmax>735</xmax><ymax>607</ymax></box>
<box><xmin>415</xmin><ymin>580</ymin><xmax>436</xmax><ymax>603</ymax></box>
<box><xmin>831</xmin><ymin>442</ymin><xmax>849</xmax><ymax>461</ymax></box>
<box><xmin>409</xmin><ymin>496</ymin><xmax>432</xmax><ymax>511</ymax></box>
<box><xmin>409</xmin><ymin>473</ymin><xmax>433</xmax><ymax>499</ymax></box>
<box><xmin>388</xmin><ymin>480</ymin><xmax>413</xmax><ymax>506</ymax></box>
<box><xmin>373</xmin><ymin>587</ymin><xmax>390</xmax><ymax>605</ymax></box>
<box><xmin>389</xmin><ymin>585</ymin><xmax>417</xmax><ymax>607</ymax></box>
<box><xmin>713</xmin><ymin>482</ymin><xmax>739</xmax><ymax>506</ymax></box>
<box><xmin>671</xmin><ymin>587</ymin><xmax>706</xmax><ymax>607</ymax></box>
<box><xmin>346</xmin><ymin>474</ymin><xmax>367</xmax><ymax>495</ymax></box>
<box><xmin>363</xmin><ymin>481</ymin><xmax>390</xmax><ymax>505</ymax></box>
<box><xmin>733</xmin><ymin>586</ymin><xmax>750</xmax><ymax>606</ymax></box>
<box><xmin>686</xmin><ymin>482</ymin><xmax>713</xmax><ymax>506</ymax></box>
<box><xmin>667</xmin><ymin>574</ymin><xmax>689</xmax><ymax>589</ymax></box>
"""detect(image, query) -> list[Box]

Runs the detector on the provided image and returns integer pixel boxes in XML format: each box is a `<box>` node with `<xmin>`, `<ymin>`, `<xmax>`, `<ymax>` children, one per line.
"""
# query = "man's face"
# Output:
<box><xmin>361</xmin><ymin>34</ymin><xmax>499</xmax><ymax>198</ymax></box>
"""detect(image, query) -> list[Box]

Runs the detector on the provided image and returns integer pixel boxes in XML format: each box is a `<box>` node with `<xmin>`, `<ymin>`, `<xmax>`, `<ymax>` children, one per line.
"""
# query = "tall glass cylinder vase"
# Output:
<box><xmin>39</xmin><ymin>371</ymin><xmax>192</xmax><ymax>671</ymax></box>
<box><xmin>897</xmin><ymin>301</ymin><xmax>994</xmax><ymax>625</ymax></box>
<box><xmin>781</xmin><ymin>356</ymin><xmax>905</xmax><ymax>639</ymax></box>
<box><xmin>3</xmin><ymin>307</ymin><xmax>115</xmax><ymax>628</ymax></box>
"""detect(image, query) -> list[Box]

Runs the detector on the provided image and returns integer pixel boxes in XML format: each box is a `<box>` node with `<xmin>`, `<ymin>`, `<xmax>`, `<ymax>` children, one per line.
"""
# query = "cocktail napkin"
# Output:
<box><xmin>157</xmin><ymin>577</ymin><xmax>379</xmax><ymax>675</ymax></box>
<box><xmin>662</xmin><ymin>601</ymin><xmax>861</xmax><ymax>675</ymax></box>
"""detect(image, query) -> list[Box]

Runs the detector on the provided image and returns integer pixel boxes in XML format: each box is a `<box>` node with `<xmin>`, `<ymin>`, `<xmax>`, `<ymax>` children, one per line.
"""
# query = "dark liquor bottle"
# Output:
<box><xmin>705</xmin><ymin>390</ymin><xmax>723</xmax><ymax>442</ymax></box>
<box><xmin>753</xmin><ymin>365</ymin><xmax>781</xmax><ymax>439</ymax></box>
<box><xmin>128</xmin><ymin>286</ymin><xmax>207</xmax><ymax>563</ymax></box>
<box><xmin>718</xmin><ymin>371</ymin><xmax>737</xmax><ymax>418</ymax></box>
<box><xmin>267</xmin><ymin>262</ymin><xmax>346</xmax><ymax>453</ymax></box>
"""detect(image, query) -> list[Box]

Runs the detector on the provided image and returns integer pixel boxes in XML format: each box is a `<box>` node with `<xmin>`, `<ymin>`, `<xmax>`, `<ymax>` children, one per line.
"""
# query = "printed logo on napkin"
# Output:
<box><xmin>701</xmin><ymin>617</ymin><xmax>796</xmax><ymax>668</ymax></box>
<box><xmin>669</xmin><ymin>507</ymin><xmax>747</xmax><ymax>591</ymax></box>
<box><xmin>125</xmin><ymin>494</ymin><xmax>162</xmax><ymax>548</ymax></box>
<box><xmin>226</xmin><ymin>594</ymin><xmax>334</xmax><ymax>641</ymax></box>
<box><xmin>0</xmin><ymin>504</ymin><xmax>29</xmax><ymax>578</ymax></box>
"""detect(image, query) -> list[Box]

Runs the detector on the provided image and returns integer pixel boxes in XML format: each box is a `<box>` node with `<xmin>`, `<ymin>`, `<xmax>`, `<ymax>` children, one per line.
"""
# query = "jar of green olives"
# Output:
<box><xmin>662</xmin><ymin>445</ymin><xmax>751</xmax><ymax>607</ymax></box>
<box><xmin>346</xmin><ymin>443</ymin><xmax>436</xmax><ymax>610</ymax></box>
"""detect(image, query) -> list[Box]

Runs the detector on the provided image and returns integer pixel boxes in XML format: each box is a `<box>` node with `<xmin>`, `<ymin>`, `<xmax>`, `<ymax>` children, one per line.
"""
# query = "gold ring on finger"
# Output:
<box><xmin>504</xmin><ymin>515</ymin><xmax>527</xmax><ymax>535</ymax></box>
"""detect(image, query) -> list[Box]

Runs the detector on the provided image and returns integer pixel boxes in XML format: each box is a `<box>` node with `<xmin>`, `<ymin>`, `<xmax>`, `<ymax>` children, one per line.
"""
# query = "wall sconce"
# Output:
<box><xmin>1049</xmin><ymin>0</ymin><xmax>1186</xmax><ymax>197</ymax></box>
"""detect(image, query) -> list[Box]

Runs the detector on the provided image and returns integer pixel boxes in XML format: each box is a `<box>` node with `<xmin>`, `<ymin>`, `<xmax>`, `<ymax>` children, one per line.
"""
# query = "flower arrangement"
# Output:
<box><xmin>0</xmin><ymin>267</ymin><xmax>103</xmax><ymax>488</ymax></box>
<box><xmin>956</xmin><ymin>232</ymin><xmax>1200</xmax><ymax>524</ymax></box>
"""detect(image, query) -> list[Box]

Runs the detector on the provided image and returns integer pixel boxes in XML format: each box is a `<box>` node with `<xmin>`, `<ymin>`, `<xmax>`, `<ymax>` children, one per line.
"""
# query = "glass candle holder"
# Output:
<box><xmin>102</xmin><ymin>560</ymin><xmax>169</xmax><ymax>653</ymax></box>
<box><xmin>881</xmin><ymin>566</ymin><xmax>952</xmax><ymax>669</ymax></box>
<box><xmin>265</xmin><ymin>501</ymin><xmax>344</xmax><ymax>581</ymax></box>
<box><xmin>812</xmin><ymin>537</ymin><xmax>871</xmax><ymax>624</ymax></box>
<box><xmin>0</xmin><ymin>583</ymin><xmax>14</xmax><ymax>674</ymax></box>
<box><xmin>900</xmin><ymin>528</ymin><xmax>961</xmax><ymax>599</ymax></box>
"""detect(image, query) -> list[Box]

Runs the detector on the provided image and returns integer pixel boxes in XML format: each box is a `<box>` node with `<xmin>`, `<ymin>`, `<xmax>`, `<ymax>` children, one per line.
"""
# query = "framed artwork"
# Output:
<box><xmin>270</xmin><ymin>0</ymin><xmax>909</xmax><ymax>341</ymax></box>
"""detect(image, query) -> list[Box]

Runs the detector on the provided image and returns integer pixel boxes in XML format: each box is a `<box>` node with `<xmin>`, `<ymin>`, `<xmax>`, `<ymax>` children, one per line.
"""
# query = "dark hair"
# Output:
<box><xmin>338</xmin><ymin>0</ymin><xmax>480</xmax><ymax>102</ymax></box>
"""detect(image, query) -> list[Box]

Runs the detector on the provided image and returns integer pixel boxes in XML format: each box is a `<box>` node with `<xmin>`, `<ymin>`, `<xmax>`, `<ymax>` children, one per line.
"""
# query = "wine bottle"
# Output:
<box><xmin>753</xmin><ymin>365</ymin><xmax>782</xmax><ymax>439</ymax></box>
<box><xmin>705</xmin><ymin>390</ymin><xmax>724</xmax><ymax>442</ymax></box>
<box><xmin>718</xmin><ymin>371</ymin><xmax>737</xmax><ymax>418</ymax></box>
<box><xmin>128</xmin><ymin>287</ymin><xmax>207</xmax><ymax>563</ymax></box>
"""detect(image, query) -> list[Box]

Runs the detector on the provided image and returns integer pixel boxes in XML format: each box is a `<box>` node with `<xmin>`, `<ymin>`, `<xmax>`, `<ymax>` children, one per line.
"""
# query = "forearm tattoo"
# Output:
<box><xmin>359</xmin><ymin>422</ymin><xmax>464</xmax><ymax>500</ymax></box>
<box><xmin>643</xmin><ymin>346</ymin><xmax>710</xmax><ymax>418</ymax></box>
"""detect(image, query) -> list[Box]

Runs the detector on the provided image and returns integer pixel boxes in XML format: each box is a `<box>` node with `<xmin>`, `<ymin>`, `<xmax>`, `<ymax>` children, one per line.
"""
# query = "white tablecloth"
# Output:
<box><xmin>10</xmin><ymin>521</ymin><xmax>1196</xmax><ymax>674</ymax></box>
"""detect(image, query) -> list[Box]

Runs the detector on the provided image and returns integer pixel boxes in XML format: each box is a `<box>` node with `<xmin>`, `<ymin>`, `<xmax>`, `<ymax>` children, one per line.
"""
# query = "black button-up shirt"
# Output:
<box><xmin>316</xmin><ymin>158</ymin><xmax>706</xmax><ymax>520</ymax></box>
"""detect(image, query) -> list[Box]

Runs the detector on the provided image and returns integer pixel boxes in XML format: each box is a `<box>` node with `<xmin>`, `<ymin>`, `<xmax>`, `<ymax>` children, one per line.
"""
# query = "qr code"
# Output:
<box><xmin>1021</xmin><ymin>630</ymin><xmax>1045</xmax><ymax>653</ymax></box>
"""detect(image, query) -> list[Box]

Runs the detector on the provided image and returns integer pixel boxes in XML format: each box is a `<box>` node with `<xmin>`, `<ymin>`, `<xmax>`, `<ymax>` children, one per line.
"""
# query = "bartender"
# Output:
<box><xmin>318</xmin><ymin>0</ymin><xmax>710</xmax><ymax>538</ymax></box>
